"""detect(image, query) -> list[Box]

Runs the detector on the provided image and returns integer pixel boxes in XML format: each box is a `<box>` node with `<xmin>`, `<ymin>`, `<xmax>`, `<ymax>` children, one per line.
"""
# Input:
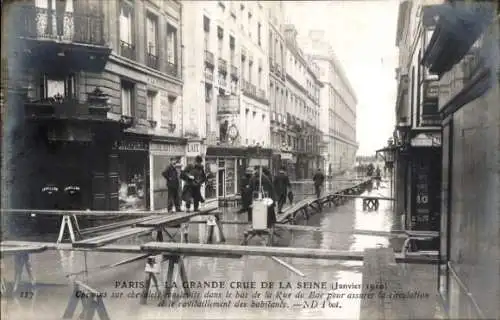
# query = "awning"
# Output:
<box><xmin>421</xmin><ymin>2</ymin><xmax>493</xmax><ymax>76</ymax></box>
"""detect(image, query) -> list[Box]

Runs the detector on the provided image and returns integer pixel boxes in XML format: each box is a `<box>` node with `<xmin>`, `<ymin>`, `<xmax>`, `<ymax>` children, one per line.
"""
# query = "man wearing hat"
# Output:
<box><xmin>238</xmin><ymin>167</ymin><xmax>255</xmax><ymax>221</ymax></box>
<box><xmin>162</xmin><ymin>157</ymin><xmax>182</xmax><ymax>213</ymax></box>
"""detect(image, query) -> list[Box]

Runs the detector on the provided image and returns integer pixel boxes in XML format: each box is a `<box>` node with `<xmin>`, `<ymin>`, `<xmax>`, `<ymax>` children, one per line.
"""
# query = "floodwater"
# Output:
<box><xmin>1</xmin><ymin>178</ymin><xmax>407</xmax><ymax>320</ymax></box>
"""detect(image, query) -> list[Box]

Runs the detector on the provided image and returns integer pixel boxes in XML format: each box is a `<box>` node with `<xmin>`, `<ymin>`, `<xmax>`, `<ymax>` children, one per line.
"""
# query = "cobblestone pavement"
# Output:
<box><xmin>1</xmin><ymin>179</ymin><xmax>444</xmax><ymax>319</ymax></box>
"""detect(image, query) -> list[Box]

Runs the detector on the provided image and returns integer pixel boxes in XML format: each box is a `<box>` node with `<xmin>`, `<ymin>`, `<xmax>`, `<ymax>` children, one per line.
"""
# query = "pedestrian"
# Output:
<box><xmin>251</xmin><ymin>166</ymin><xmax>277</xmax><ymax>228</ymax></box>
<box><xmin>312</xmin><ymin>168</ymin><xmax>325</xmax><ymax>199</ymax></box>
<box><xmin>273</xmin><ymin>166</ymin><xmax>291</xmax><ymax>213</ymax></box>
<box><xmin>180</xmin><ymin>155</ymin><xmax>206</xmax><ymax>212</ymax></box>
<box><xmin>162</xmin><ymin>157</ymin><xmax>181</xmax><ymax>213</ymax></box>
<box><xmin>238</xmin><ymin>167</ymin><xmax>255</xmax><ymax>221</ymax></box>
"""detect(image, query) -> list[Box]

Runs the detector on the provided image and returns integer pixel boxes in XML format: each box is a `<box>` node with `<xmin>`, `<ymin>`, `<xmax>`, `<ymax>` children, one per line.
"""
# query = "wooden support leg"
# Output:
<box><xmin>57</xmin><ymin>215</ymin><xmax>78</xmax><ymax>243</ymax></box>
<box><xmin>62</xmin><ymin>282</ymin><xmax>110</xmax><ymax>320</ymax></box>
<box><xmin>13</xmin><ymin>252</ymin><xmax>35</xmax><ymax>292</ymax></box>
<box><xmin>214</xmin><ymin>215</ymin><xmax>226</xmax><ymax>243</ymax></box>
<box><xmin>158</xmin><ymin>255</ymin><xmax>189</xmax><ymax>307</ymax></box>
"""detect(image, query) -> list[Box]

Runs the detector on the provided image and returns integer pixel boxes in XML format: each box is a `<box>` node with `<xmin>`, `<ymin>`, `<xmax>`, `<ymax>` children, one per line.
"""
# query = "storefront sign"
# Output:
<box><xmin>113</xmin><ymin>140</ymin><xmax>149</xmax><ymax>151</ymax></box>
<box><xmin>280</xmin><ymin>152</ymin><xmax>293</xmax><ymax>160</ymax></box>
<box><xmin>150</xmin><ymin>142</ymin><xmax>184</xmax><ymax>155</ymax></box>
<box><xmin>186</xmin><ymin>142</ymin><xmax>201</xmax><ymax>157</ymax></box>
<box><xmin>411</xmin><ymin>133</ymin><xmax>441</xmax><ymax>147</ymax></box>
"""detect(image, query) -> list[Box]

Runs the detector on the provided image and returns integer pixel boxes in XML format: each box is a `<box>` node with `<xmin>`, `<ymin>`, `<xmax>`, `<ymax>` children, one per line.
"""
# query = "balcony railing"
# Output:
<box><xmin>230</xmin><ymin>65</ymin><xmax>238</xmax><ymax>79</ymax></box>
<box><xmin>242</xmin><ymin>80</ymin><xmax>257</xmax><ymax>96</ymax></box>
<box><xmin>120</xmin><ymin>41</ymin><xmax>135</xmax><ymax>60</ymax></box>
<box><xmin>18</xmin><ymin>6</ymin><xmax>106</xmax><ymax>45</ymax></box>
<box><xmin>205</xmin><ymin>70</ymin><xmax>214</xmax><ymax>83</ymax></box>
<box><xmin>217</xmin><ymin>95</ymin><xmax>239</xmax><ymax>114</ymax></box>
<box><xmin>166</xmin><ymin>62</ymin><xmax>177</xmax><ymax>76</ymax></box>
<box><xmin>218</xmin><ymin>58</ymin><xmax>227</xmax><ymax>73</ymax></box>
<box><xmin>205</xmin><ymin>50</ymin><xmax>214</xmax><ymax>67</ymax></box>
<box><xmin>146</xmin><ymin>52</ymin><xmax>159</xmax><ymax>70</ymax></box>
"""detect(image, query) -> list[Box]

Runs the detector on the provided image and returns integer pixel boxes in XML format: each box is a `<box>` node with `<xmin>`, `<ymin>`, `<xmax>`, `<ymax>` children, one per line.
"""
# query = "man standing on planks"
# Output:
<box><xmin>313</xmin><ymin>168</ymin><xmax>325</xmax><ymax>199</ymax></box>
<box><xmin>274</xmin><ymin>166</ymin><xmax>291</xmax><ymax>214</ymax></box>
<box><xmin>181</xmin><ymin>155</ymin><xmax>206</xmax><ymax>212</ymax></box>
<box><xmin>162</xmin><ymin>157</ymin><xmax>182</xmax><ymax>213</ymax></box>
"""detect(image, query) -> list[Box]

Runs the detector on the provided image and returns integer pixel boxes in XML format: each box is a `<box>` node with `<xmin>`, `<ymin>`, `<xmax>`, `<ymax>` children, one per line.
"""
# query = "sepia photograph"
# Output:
<box><xmin>1</xmin><ymin>0</ymin><xmax>499</xmax><ymax>319</ymax></box>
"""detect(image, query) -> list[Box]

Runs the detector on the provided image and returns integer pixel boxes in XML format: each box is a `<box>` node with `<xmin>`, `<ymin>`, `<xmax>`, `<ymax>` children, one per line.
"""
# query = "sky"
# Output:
<box><xmin>284</xmin><ymin>0</ymin><xmax>399</xmax><ymax>156</ymax></box>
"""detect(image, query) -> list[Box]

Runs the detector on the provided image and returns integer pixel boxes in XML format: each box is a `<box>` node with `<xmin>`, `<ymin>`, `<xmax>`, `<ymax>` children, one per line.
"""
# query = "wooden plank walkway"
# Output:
<box><xmin>0</xmin><ymin>245</ymin><xmax>48</xmax><ymax>255</ymax></box>
<box><xmin>72</xmin><ymin>227</ymin><xmax>154</xmax><ymax>249</ymax></box>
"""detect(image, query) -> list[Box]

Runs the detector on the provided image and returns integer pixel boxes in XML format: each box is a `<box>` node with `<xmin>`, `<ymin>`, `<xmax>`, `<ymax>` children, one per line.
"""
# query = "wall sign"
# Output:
<box><xmin>150</xmin><ymin>143</ymin><xmax>184</xmax><ymax>155</ymax></box>
<box><xmin>113</xmin><ymin>140</ymin><xmax>149</xmax><ymax>151</ymax></box>
<box><xmin>186</xmin><ymin>142</ymin><xmax>201</xmax><ymax>157</ymax></box>
<box><xmin>411</xmin><ymin>133</ymin><xmax>441</xmax><ymax>147</ymax></box>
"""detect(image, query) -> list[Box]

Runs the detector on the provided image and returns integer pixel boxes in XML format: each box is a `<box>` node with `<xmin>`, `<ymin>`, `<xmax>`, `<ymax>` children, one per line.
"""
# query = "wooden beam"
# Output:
<box><xmin>336</xmin><ymin>194</ymin><xmax>395</xmax><ymax>201</ymax></box>
<box><xmin>0</xmin><ymin>245</ymin><xmax>47</xmax><ymax>255</ymax></box>
<box><xmin>276</xmin><ymin>225</ymin><xmax>439</xmax><ymax>239</ymax></box>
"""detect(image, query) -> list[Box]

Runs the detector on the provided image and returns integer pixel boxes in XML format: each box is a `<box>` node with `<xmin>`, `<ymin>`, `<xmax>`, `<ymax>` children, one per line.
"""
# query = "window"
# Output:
<box><xmin>166</xmin><ymin>24</ymin><xmax>177</xmax><ymax>65</ymax></box>
<box><xmin>257</xmin><ymin>22</ymin><xmax>261</xmax><ymax>46</ymax></box>
<box><xmin>146</xmin><ymin>13</ymin><xmax>158</xmax><ymax>55</ymax></box>
<box><xmin>121</xmin><ymin>80</ymin><xmax>135</xmax><ymax>117</ymax></box>
<box><xmin>258</xmin><ymin>68</ymin><xmax>262</xmax><ymax>89</ymax></box>
<box><xmin>119</xmin><ymin>1</ymin><xmax>134</xmax><ymax>58</ymax></box>
<box><xmin>146</xmin><ymin>90</ymin><xmax>156</xmax><ymax>121</ymax></box>
<box><xmin>229</xmin><ymin>35</ymin><xmax>235</xmax><ymax>63</ymax></box>
<box><xmin>39</xmin><ymin>74</ymin><xmax>77</xmax><ymax>99</ymax></box>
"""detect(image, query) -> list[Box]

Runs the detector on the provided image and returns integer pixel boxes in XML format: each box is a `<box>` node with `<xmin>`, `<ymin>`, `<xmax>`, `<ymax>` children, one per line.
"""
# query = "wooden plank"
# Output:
<box><xmin>275</xmin><ymin>225</ymin><xmax>438</xmax><ymax>239</ymax></box>
<box><xmin>72</xmin><ymin>227</ymin><xmax>154</xmax><ymax>248</ymax></box>
<box><xmin>80</xmin><ymin>216</ymin><xmax>160</xmax><ymax>236</ymax></box>
<box><xmin>336</xmin><ymin>194</ymin><xmax>395</xmax><ymax>201</ymax></box>
<box><xmin>136</xmin><ymin>208</ymin><xmax>218</xmax><ymax>227</ymax></box>
<box><xmin>0</xmin><ymin>245</ymin><xmax>47</xmax><ymax>255</ymax></box>
<box><xmin>141</xmin><ymin>242</ymin><xmax>365</xmax><ymax>261</ymax></box>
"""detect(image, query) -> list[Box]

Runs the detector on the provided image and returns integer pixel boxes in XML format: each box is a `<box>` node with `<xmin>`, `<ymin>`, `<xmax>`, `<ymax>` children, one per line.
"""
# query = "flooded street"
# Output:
<box><xmin>1</xmin><ymin>179</ymin><xmax>404</xmax><ymax>319</ymax></box>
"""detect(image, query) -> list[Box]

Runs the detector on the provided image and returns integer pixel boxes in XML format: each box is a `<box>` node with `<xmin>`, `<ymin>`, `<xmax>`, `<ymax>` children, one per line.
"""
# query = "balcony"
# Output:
<box><xmin>270</xmin><ymin>62</ymin><xmax>275</xmax><ymax>73</ymax></box>
<box><xmin>230</xmin><ymin>65</ymin><xmax>239</xmax><ymax>80</ymax></box>
<box><xmin>166</xmin><ymin>62</ymin><xmax>177</xmax><ymax>77</ymax></box>
<box><xmin>205</xmin><ymin>50</ymin><xmax>215</xmax><ymax>67</ymax></box>
<box><xmin>120</xmin><ymin>41</ymin><xmax>135</xmax><ymax>60</ymax></box>
<box><xmin>217</xmin><ymin>76</ymin><xmax>227</xmax><ymax>89</ymax></box>
<box><xmin>146</xmin><ymin>52</ymin><xmax>159</xmax><ymax>70</ymax></box>
<box><xmin>217</xmin><ymin>95</ymin><xmax>239</xmax><ymax>115</ymax></box>
<box><xmin>258</xmin><ymin>89</ymin><xmax>266</xmax><ymax>100</ymax></box>
<box><xmin>218</xmin><ymin>58</ymin><xmax>228</xmax><ymax>74</ymax></box>
<box><xmin>16</xmin><ymin>5</ymin><xmax>111</xmax><ymax>72</ymax></box>
<box><xmin>242</xmin><ymin>80</ymin><xmax>257</xmax><ymax>97</ymax></box>
<box><xmin>276</xmin><ymin>64</ymin><xmax>281</xmax><ymax>77</ymax></box>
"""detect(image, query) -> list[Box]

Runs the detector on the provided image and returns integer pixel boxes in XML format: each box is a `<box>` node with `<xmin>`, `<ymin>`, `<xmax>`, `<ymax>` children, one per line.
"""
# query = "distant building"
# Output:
<box><xmin>283</xmin><ymin>24</ymin><xmax>323</xmax><ymax>180</ymax></box>
<box><xmin>299</xmin><ymin>31</ymin><xmax>358</xmax><ymax>176</ymax></box>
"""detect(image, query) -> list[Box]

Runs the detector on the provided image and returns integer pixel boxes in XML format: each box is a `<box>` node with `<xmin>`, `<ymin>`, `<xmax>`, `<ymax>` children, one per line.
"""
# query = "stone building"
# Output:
<box><xmin>3</xmin><ymin>0</ymin><xmax>184</xmax><ymax>214</ymax></box>
<box><xmin>283</xmin><ymin>24</ymin><xmax>323</xmax><ymax>180</ymax></box>
<box><xmin>299</xmin><ymin>30</ymin><xmax>358</xmax><ymax>176</ymax></box>
<box><xmin>420</xmin><ymin>1</ymin><xmax>500</xmax><ymax>319</ymax></box>
<box><xmin>182</xmin><ymin>1</ymin><xmax>272</xmax><ymax>203</ymax></box>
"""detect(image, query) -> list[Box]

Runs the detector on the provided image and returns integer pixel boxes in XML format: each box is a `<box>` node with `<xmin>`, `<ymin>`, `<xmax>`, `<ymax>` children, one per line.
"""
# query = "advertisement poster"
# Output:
<box><xmin>2</xmin><ymin>1</ymin><xmax>498</xmax><ymax>320</ymax></box>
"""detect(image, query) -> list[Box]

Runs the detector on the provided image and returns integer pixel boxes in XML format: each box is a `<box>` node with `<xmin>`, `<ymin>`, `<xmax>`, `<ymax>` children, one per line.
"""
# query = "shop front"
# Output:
<box><xmin>408</xmin><ymin>133</ymin><xmax>442</xmax><ymax>235</ymax></box>
<box><xmin>149</xmin><ymin>137</ymin><xmax>186</xmax><ymax>210</ymax></box>
<box><xmin>205</xmin><ymin>145</ymin><xmax>272</xmax><ymax>201</ymax></box>
<box><xmin>113</xmin><ymin>134</ymin><xmax>151</xmax><ymax>211</ymax></box>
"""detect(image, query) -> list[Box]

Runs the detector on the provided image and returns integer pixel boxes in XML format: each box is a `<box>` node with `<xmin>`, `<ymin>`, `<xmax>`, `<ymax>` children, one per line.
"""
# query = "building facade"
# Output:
<box><xmin>283</xmin><ymin>24</ymin><xmax>323</xmax><ymax>180</ymax></box>
<box><xmin>300</xmin><ymin>30</ymin><xmax>358</xmax><ymax>177</ymax></box>
<box><xmin>265</xmin><ymin>1</ymin><xmax>288</xmax><ymax>176</ymax></box>
<box><xmin>393</xmin><ymin>1</ymin><xmax>443</xmax><ymax>236</ymax></box>
<box><xmin>182</xmin><ymin>1</ymin><xmax>272</xmax><ymax>203</ymax></box>
<box><xmin>4</xmin><ymin>0</ymin><xmax>184</xmax><ymax>214</ymax></box>
<box><xmin>420</xmin><ymin>1</ymin><xmax>499</xmax><ymax>319</ymax></box>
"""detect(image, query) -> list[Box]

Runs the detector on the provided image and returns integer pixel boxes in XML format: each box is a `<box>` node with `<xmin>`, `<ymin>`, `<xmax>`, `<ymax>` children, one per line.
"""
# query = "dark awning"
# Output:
<box><xmin>421</xmin><ymin>2</ymin><xmax>494</xmax><ymax>76</ymax></box>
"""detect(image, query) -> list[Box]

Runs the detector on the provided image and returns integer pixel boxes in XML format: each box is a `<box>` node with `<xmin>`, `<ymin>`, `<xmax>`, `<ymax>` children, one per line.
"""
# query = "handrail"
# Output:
<box><xmin>447</xmin><ymin>261</ymin><xmax>486</xmax><ymax>319</ymax></box>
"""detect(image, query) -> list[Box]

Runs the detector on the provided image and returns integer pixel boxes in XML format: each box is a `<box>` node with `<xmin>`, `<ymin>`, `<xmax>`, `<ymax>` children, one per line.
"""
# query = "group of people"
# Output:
<box><xmin>162</xmin><ymin>155</ymin><xmax>206</xmax><ymax>213</ymax></box>
<box><xmin>161</xmin><ymin>156</ymin><xmax>327</xmax><ymax>230</ymax></box>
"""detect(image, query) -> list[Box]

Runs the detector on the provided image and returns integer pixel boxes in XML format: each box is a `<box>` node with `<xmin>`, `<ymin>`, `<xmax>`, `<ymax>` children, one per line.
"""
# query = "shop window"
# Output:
<box><xmin>121</xmin><ymin>80</ymin><xmax>135</xmax><ymax>117</ymax></box>
<box><xmin>225</xmin><ymin>158</ymin><xmax>236</xmax><ymax>196</ymax></box>
<box><xmin>204</xmin><ymin>157</ymin><xmax>217</xmax><ymax>200</ymax></box>
<box><xmin>118</xmin><ymin>154</ymin><xmax>147</xmax><ymax>211</ymax></box>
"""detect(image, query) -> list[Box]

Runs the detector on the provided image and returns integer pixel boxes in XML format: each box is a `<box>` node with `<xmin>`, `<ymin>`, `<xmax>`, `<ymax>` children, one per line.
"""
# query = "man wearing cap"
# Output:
<box><xmin>181</xmin><ymin>155</ymin><xmax>206</xmax><ymax>212</ymax></box>
<box><xmin>162</xmin><ymin>157</ymin><xmax>181</xmax><ymax>213</ymax></box>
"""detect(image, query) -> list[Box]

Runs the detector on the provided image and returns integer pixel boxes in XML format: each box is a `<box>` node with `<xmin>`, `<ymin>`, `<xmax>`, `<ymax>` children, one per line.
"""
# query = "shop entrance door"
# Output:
<box><xmin>218</xmin><ymin>169</ymin><xmax>225</xmax><ymax>197</ymax></box>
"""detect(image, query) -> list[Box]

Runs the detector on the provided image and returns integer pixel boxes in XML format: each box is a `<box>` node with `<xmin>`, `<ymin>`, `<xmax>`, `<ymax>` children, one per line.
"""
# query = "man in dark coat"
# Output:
<box><xmin>313</xmin><ymin>168</ymin><xmax>325</xmax><ymax>199</ymax></box>
<box><xmin>180</xmin><ymin>155</ymin><xmax>206</xmax><ymax>212</ymax></box>
<box><xmin>251</xmin><ymin>166</ymin><xmax>277</xmax><ymax>228</ymax></box>
<box><xmin>238</xmin><ymin>167</ymin><xmax>255</xmax><ymax>220</ymax></box>
<box><xmin>162</xmin><ymin>157</ymin><xmax>181</xmax><ymax>213</ymax></box>
<box><xmin>274</xmin><ymin>166</ymin><xmax>291</xmax><ymax>213</ymax></box>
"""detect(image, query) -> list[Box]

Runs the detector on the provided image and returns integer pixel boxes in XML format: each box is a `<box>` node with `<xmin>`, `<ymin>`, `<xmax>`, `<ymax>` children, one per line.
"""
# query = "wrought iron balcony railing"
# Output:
<box><xmin>18</xmin><ymin>6</ymin><xmax>106</xmax><ymax>46</ymax></box>
<box><xmin>217</xmin><ymin>95</ymin><xmax>239</xmax><ymax>114</ymax></box>
<box><xmin>242</xmin><ymin>80</ymin><xmax>257</xmax><ymax>96</ymax></box>
<box><xmin>146</xmin><ymin>52</ymin><xmax>159</xmax><ymax>70</ymax></box>
<box><xmin>120</xmin><ymin>41</ymin><xmax>135</xmax><ymax>60</ymax></box>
